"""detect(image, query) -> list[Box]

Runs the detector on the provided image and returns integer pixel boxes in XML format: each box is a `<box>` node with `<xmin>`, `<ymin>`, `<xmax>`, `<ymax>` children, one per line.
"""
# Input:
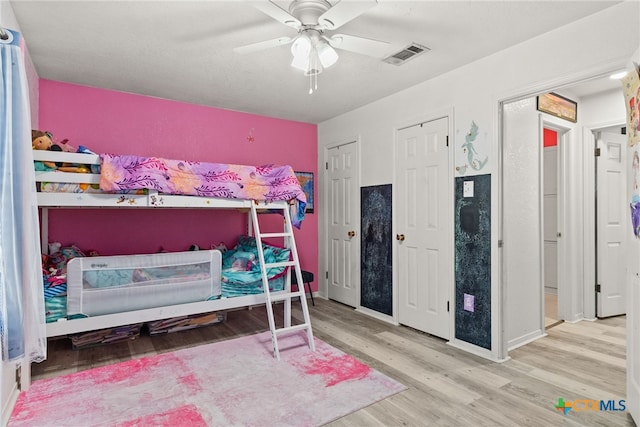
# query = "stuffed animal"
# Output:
<box><xmin>32</xmin><ymin>129</ymin><xmax>90</xmax><ymax>173</ymax></box>
<box><xmin>32</xmin><ymin>130</ymin><xmax>54</xmax><ymax>150</ymax></box>
<box><xmin>54</xmin><ymin>137</ymin><xmax>76</xmax><ymax>153</ymax></box>
<box><xmin>211</xmin><ymin>242</ymin><xmax>228</xmax><ymax>253</ymax></box>
<box><xmin>32</xmin><ymin>130</ymin><xmax>57</xmax><ymax>169</ymax></box>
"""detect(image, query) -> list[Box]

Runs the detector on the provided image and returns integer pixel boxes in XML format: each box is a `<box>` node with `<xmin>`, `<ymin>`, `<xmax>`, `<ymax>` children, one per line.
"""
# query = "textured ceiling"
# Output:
<box><xmin>10</xmin><ymin>0</ymin><xmax>623</xmax><ymax>124</ymax></box>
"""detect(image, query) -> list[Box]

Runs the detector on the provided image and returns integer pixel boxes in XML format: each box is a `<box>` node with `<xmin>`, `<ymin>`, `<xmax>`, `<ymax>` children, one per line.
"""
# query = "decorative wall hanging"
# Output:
<box><xmin>457</xmin><ymin>121</ymin><xmax>488</xmax><ymax>175</ymax></box>
<box><xmin>631</xmin><ymin>148</ymin><xmax>640</xmax><ymax>238</ymax></box>
<box><xmin>246</xmin><ymin>128</ymin><xmax>255</xmax><ymax>143</ymax></box>
<box><xmin>536</xmin><ymin>92</ymin><xmax>577</xmax><ymax>123</ymax></box>
<box><xmin>622</xmin><ymin>64</ymin><xmax>640</xmax><ymax>147</ymax></box>
<box><xmin>295</xmin><ymin>171</ymin><xmax>314</xmax><ymax>213</ymax></box>
<box><xmin>625</xmin><ymin>64</ymin><xmax>640</xmax><ymax>238</ymax></box>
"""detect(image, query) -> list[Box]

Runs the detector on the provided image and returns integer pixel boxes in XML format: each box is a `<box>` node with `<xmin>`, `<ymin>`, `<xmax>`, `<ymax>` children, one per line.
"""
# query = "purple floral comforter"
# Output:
<box><xmin>99</xmin><ymin>154</ymin><xmax>306</xmax><ymax>227</ymax></box>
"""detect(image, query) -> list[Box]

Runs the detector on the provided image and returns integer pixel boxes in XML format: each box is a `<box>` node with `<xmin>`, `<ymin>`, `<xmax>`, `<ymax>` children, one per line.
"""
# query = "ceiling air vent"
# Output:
<box><xmin>383</xmin><ymin>43</ymin><xmax>430</xmax><ymax>66</ymax></box>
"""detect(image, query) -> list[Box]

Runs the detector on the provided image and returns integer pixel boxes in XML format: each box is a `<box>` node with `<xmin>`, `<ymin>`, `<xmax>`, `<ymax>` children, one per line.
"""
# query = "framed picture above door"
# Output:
<box><xmin>537</xmin><ymin>92</ymin><xmax>578</xmax><ymax>123</ymax></box>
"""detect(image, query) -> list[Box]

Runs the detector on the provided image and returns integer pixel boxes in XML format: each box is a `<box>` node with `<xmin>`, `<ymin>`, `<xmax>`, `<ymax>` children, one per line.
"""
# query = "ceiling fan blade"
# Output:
<box><xmin>233</xmin><ymin>36</ymin><xmax>293</xmax><ymax>55</ymax></box>
<box><xmin>253</xmin><ymin>1</ymin><xmax>301</xmax><ymax>28</ymax></box>
<box><xmin>328</xmin><ymin>33</ymin><xmax>390</xmax><ymax>58</ymax></box>
<box><xmin>319</xmin><ymin>0</ymin><xmax>377</xmax><ymax>30</ymax></box>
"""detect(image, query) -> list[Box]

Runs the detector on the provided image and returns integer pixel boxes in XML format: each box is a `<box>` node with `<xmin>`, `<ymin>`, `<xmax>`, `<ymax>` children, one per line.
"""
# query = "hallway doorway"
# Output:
<box><xmin>502</xmin><ymin>73</ymin><xmax>627</xmax><ymax>350</ymax></box>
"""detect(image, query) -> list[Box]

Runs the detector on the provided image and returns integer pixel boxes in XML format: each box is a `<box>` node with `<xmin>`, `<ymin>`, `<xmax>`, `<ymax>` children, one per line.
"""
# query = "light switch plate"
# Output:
<box><xmin>463</xmin><ymin>181</ymin><xmax>474</xmax><ymax>197</ymax></box>
<box><xmin>463</xmin><ymin>293</ymin><xmax>475</xmax><ymax>312</ymax></box>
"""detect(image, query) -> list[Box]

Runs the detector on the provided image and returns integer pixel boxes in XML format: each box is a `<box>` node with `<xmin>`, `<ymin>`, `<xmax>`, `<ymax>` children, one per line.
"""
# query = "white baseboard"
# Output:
<box><xmin>354</xmin><ymin>306</ymin><xmax>397</xmax><ymax>325</ymax></box>
<box><xmin>448</xmin><ymin>339</ymin><xmax>509</xmax><ymax>363</ymax></box>
<box><xmin>507</xmin><ymin>329</ymin><xmax>546</xmax><ymax>351</ymax></box>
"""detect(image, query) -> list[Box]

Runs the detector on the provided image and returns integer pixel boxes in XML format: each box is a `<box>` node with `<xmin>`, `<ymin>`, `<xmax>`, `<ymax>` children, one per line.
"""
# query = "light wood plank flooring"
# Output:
<box><xmin>32</xmin><ymin>299</ymin><xmax>633</xmax><ymax>426</ymax></box>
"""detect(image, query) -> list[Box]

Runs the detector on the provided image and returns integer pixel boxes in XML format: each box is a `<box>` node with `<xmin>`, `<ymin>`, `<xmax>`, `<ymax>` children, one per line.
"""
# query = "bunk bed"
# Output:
<box><xmin>33</xmin><ymin>149</ymin><xmax>314</xmax><ymax>358</ymax></box>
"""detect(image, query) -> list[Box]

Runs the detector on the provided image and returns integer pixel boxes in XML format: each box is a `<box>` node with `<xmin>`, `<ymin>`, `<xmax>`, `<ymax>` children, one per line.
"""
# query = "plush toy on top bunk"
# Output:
<box><xmin>32</xmin><ymin>129</ymin><xmax>97</xmax><ymax>173</ymax></box>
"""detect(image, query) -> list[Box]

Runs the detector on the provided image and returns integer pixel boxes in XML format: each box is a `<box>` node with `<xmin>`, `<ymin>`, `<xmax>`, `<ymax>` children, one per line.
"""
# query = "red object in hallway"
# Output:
<box><xmin>544</xmin><ymin>128</ymin><xmax>558</xmax><ymax>147</ymax></box>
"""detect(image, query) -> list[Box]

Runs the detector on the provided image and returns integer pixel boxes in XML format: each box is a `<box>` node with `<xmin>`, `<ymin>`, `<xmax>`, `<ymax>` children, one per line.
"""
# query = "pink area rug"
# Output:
<box><xmin>9</xmin><ymin>332</ymin><xmax>406</xmax><ymax>426</ymax></box>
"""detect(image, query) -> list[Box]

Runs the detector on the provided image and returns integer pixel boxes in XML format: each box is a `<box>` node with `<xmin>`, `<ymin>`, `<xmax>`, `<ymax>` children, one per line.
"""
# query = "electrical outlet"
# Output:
<box><xmin>15</xmin><ymin>365</ymin><xmax>21</xmax><ymax>390</ymax></box>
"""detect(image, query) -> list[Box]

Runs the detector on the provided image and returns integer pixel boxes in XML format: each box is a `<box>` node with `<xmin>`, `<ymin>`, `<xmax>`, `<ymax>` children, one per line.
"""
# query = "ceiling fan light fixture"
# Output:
<box><xmin>237</xmin><ymin>0</ymin><xmax>387</xmax><ymax>94</ymax></box>
<box><xmin>290</xmin><ymin>34</ymin><xmax>312</xmax><ymax>58</ymax></box>
<box><xmin>291</xmin><ymin>53</ymin><xmax>310</xmax><ymax>72</ymax></box>
<box><xmin>317</xmin><ymin>41</ymin><xmax>338</xmax><ymax>68</ymax></box>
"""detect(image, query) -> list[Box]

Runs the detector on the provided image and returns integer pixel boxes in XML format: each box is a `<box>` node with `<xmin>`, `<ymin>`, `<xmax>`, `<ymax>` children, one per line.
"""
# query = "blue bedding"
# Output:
<box><xmin>221</xmin><ymin>235</ymin><xmax>291</xmax><ymax>297</ymax></box>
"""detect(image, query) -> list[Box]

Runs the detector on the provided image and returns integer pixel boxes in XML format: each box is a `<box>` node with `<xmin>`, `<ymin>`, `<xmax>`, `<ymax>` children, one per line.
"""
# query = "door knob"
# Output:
<box><xmin>348</xmin><ymin>230</ymin><xmax>356</xmax><ymax>237</ymax></box>
<box><xmin>396</xmin><ymin>234</ymin><xmax>405</xmax><ymax>241</ymax></box>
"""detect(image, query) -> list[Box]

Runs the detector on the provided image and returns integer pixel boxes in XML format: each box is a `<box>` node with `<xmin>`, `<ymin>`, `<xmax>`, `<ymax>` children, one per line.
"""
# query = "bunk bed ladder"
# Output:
<box><xmin>250</xmin><ymin>202</ymin><xmax>315</xmax><ymax>360</ymax></box>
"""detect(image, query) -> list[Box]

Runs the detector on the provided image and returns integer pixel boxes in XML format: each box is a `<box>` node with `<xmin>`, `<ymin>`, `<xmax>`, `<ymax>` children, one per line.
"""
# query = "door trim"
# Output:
<box><xmin>392</xmin><ymin>107</ymin><xmax>455</xmax><ymax>334</ymax></box>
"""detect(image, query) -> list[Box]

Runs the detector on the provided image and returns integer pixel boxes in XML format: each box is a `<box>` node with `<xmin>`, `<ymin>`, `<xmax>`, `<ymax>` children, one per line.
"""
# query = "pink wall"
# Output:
<box><xmin>38</xmin><ymin>80</ymin><xmax>319</xmax><ymax>290</ymax></box>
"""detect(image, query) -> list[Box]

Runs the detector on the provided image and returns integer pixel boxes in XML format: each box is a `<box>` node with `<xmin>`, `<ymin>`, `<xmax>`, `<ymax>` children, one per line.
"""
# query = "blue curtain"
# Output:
<box><xmin>0</xmin><ymin>29</ymin><xmax>46</xmax><ymax>362</ymax></box>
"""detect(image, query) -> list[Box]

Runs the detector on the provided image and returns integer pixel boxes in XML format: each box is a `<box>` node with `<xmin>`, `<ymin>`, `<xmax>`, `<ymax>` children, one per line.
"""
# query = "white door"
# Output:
<box><xmin>396</xmin><ymin>117</ymin><xmax>451</xmax><ymax>339</ymax></box>
<box><xmin>326</xmin><ymin>142</ymin><xmax>359</xmax><ymax>307</ymax></box>
<box><xmin>596</xmin><ymin>132</ymin><xmax>627</xmax><ymax>317</ymax></box>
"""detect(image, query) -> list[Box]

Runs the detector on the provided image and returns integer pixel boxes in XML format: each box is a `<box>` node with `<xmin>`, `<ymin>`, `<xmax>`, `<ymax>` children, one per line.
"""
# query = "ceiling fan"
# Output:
<box><xmin>234</xmin><ymin>0</ymin><xmax>389</xmax><ymax>91</ymax></box>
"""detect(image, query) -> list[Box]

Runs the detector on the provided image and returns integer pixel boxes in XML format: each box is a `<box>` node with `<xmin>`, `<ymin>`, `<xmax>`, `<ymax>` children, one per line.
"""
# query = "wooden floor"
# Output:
<box><xmin>32</xmin><ymin>298</ymin><xmax>633</xmax><ymax>426</ymax></box>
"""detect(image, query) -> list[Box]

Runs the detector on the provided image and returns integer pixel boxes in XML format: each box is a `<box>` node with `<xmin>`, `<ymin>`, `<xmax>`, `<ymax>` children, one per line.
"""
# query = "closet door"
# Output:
<box><xmin>396</xmin><ymin>117</ymin><xmax>451</xmax><ymax>339</ymax></box>
<box><xmin>326</xmin><ymin>141</ymin><xmax>359</xmax><ymax>307</ymax></box>
<box><xmin>596</xmin><ymin>132</ymin><xmax>627</xmax><ymax>317</ymax></box>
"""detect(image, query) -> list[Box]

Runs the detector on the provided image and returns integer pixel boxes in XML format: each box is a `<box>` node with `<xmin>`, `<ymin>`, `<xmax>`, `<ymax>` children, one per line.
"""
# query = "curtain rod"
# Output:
<box><xmin>0</xmin><ymin>26</ymin><xmax>8</xmax><ymax>41</ymax></box>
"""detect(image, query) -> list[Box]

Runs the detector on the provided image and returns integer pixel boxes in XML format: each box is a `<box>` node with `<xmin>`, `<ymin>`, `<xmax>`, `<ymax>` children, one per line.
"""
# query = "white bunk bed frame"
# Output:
<box><xmin>34</xmin><ymin>150</ymin><xmax>315</xmax><ymax>359</ymax></box>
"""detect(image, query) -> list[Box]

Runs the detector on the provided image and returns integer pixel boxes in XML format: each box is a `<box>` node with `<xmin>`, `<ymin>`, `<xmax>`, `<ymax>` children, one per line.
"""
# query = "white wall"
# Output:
<box><xmin>502</xmin><ymin>95</ymin><xmax>582</xmax><ymax>348</ymax></box>
<box><xmin>502</xmin><ymin>97</ymin><xmax>545</xmax><ymax>348</ymax></box>
<box><xmin>318</xmin><ymin>2</ymin><xmax>640</xmax><ymax>360</ymax></box>
<box><xmin>580</xmin><ymin>89</ymin><xmax>626</xmax><ymax>126</ymax></box>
